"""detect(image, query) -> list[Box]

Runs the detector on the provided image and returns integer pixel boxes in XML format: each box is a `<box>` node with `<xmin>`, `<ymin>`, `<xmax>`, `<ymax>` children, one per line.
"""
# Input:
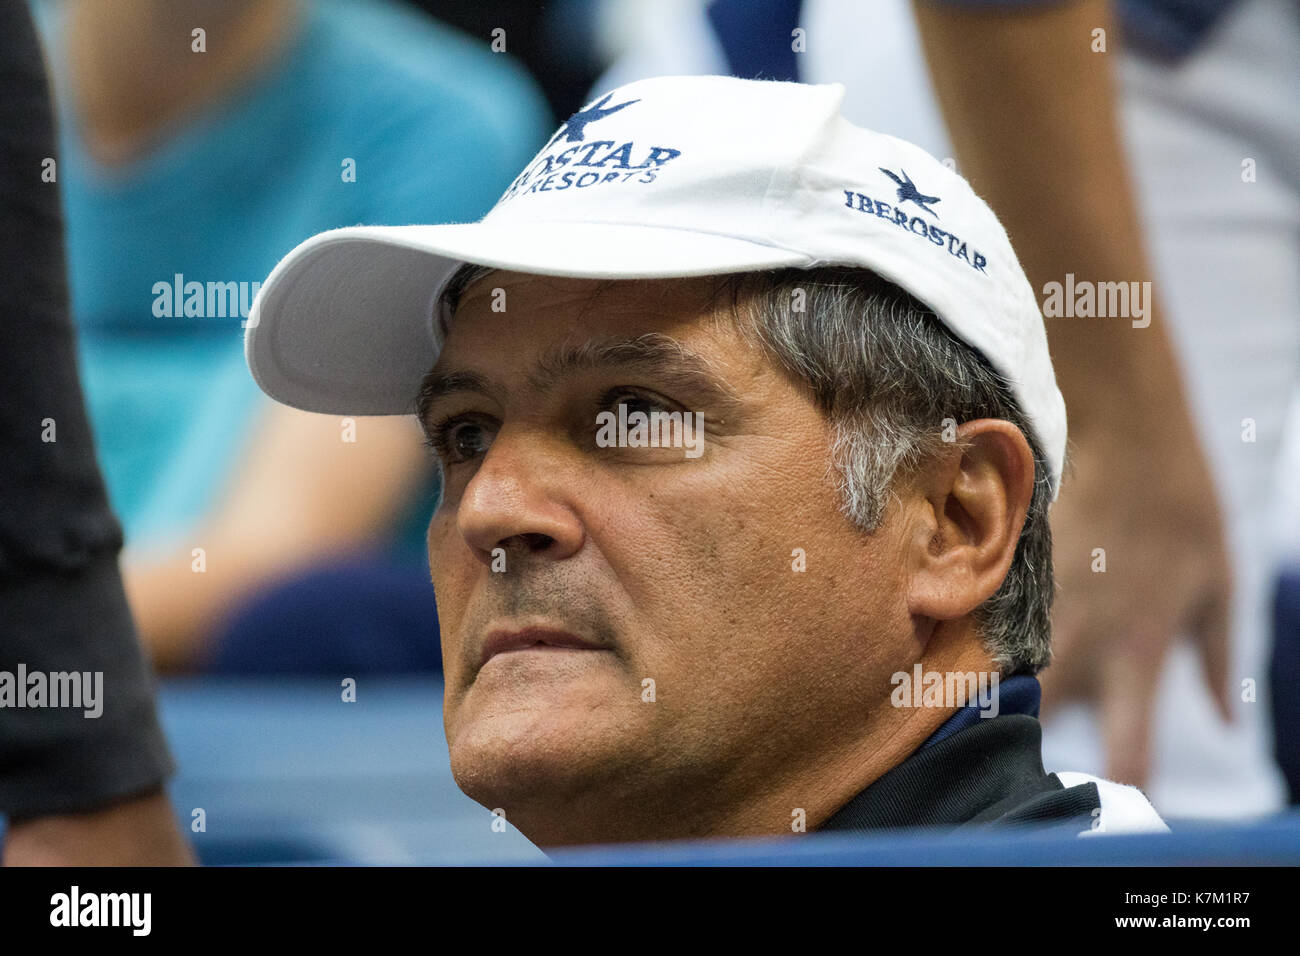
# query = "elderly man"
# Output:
<box><xmin>246</xmin><ymin>75</ymin><xmax>1167</xmax><ymax>846</ymax></box>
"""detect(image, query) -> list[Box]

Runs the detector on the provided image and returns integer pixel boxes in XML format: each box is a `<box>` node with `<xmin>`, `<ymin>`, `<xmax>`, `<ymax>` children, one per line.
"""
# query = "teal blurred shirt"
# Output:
<box><xmin>36</xmin><ymin>0</ymin><xmax>551</xmax><ymax>552</ymax></box>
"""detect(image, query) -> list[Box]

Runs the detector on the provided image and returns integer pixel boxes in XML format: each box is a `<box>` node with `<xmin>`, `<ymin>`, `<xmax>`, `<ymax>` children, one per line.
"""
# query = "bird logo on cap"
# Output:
<box><xmin>880</xmin><ymin>168</ymin><xmax>941</xmax><ymax>218</ymax></box>
<box><xmin>545</xmin><ymin>92</ymin><xmax>641</xmax><ymax>148</ymax></box>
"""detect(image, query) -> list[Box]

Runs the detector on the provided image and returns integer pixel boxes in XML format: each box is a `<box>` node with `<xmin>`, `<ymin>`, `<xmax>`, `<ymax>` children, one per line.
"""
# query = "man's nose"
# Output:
<box><xmin>456</xmin><ymin>430</ymin><xmax>585</xmax><ymax>566</ymax></box>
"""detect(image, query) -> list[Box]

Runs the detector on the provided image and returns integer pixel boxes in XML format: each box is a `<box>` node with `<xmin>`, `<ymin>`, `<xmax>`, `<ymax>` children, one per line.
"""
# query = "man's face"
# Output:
<box><xmin>422</xmin><ymin>271</ymin><xmax>922</xmax><ymax>845</ymax></box>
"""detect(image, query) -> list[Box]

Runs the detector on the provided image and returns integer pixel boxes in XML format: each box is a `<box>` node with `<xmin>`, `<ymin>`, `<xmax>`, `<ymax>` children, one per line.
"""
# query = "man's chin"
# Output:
<box><xmin>446</xmin><ymin>695</ymin><xmax>642</xmax><ymax>815</ymax></box>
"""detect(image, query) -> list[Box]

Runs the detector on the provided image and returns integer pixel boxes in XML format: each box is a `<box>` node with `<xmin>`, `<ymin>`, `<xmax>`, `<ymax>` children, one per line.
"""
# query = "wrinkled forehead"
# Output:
<box><xmin>417</xmin><ymin>270</ymin><xmax>779</xmax><ymax>425</ymax></box>
<box><xmin>437</xmin><ymin>269</ymin><xmax>746</xmax><ymax>353</ymax></box>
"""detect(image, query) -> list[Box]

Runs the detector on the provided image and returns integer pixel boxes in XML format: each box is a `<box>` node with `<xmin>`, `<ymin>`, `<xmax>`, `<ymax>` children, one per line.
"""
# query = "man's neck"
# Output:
<box><xmin>734</xmin><ymin>622</ymin><xmax>1002</xmax><ymax>835</ymax></box>
<box><xmin>64</xmin><ymin>0</ymin><xmax>300</xmax><ymax>167</ymax></box>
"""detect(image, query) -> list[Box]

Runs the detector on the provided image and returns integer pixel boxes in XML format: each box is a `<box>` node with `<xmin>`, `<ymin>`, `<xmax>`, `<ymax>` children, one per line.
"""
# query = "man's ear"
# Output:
<box><xmin>905</xmin><ymin>420</ymin><xmax>1035</xmax><ymax>622</ymax></box>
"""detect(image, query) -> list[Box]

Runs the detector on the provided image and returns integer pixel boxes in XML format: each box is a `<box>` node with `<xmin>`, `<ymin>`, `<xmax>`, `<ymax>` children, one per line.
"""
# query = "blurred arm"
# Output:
<box><xmin>126</xmin><ymin>403</ymin><xmax>433</xmax><ymax>672</ymax></box>
<box><xmin>0</xmin><ymin>0</ymin><xmax>189</xmax><ymax>861</ymax></box>
<box><xmin>912</xmin><ymin>0</ymin><xmax>1190</xmax><ymax>440</ymax></box>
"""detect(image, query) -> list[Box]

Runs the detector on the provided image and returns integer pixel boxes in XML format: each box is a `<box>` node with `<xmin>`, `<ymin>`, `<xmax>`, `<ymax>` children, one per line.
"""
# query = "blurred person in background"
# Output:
<box><xmin>1270</xmin><ymin>384</ymin><xmax>1300</xmax><ymax>803</ymax></box>
<box><xmin>593</xmin><ymin>0</ymin><xmax>1297</xmax><ymax>819</ymax></box>
<box><xmin>912</xmin><ymin>0</ymin><xmax>1297</xmax><ymax>820</ymax></box>
<box><xmin>30</xmin><ymin>0</ymin><xmax>553</xmax><ymax>674</ymax></box>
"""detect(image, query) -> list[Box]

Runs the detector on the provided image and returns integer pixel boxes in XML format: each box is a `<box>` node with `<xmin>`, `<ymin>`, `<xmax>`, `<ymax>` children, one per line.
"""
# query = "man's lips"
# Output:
<box><xmin>479</xmin><ymin>626</ymin><xmax>606</xmax><ymax>667</ymax></box>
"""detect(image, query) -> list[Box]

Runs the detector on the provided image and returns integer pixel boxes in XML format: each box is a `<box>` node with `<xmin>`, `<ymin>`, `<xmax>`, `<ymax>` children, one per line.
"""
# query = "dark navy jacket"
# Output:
<box><xmin>818</xmin><ymin>676</ymin><xmax>1150</xmax><ymax>834</ymax></box>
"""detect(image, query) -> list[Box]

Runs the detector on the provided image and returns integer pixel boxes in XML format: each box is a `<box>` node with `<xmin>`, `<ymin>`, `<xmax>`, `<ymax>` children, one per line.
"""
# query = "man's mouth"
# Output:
<box><xmin>478</xmin><ymin>626</ymin><xmax>606</xmax><ymax>667</ymax></box>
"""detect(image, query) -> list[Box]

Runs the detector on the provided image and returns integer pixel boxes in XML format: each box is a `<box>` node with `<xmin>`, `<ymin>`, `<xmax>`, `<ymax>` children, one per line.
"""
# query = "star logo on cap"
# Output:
<box><xmin>879</xmin><ymin>168</ymin><xmax>941</xmax><ymax>218</ymax></box>
<box><xmin>545</xmin><ymin>92</ymin><xmax>641</xmax><ymax>148</ymax></box>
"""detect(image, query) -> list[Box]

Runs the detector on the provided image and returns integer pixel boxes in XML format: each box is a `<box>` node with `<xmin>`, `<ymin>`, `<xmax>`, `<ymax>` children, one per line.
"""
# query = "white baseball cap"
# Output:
<box><xmin>246</xmin><ymin>74</ymin><xmax>1067</xmax><ymax>499</ymax></box>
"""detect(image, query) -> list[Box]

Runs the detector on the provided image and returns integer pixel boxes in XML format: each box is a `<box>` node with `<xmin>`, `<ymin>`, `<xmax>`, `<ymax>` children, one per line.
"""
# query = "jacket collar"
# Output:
<box><xmin>818</xmin><ymin>676</ymin><xmax>1078</xmax><ymax>832</ymax></box>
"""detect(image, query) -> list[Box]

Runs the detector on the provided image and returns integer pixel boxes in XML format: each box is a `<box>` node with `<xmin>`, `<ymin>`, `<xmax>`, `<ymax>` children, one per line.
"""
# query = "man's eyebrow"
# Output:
<box><xmin>414</xmin><ymin>369</ymin><xmax>494</xmax><ymax>426</ymax></box>
<box><xmin>531</xmin><ymin>332</ymin><xmax>743</xmax><ymax>408</ymax></box>
<box><xmin>415</xmin><ymin>332</ymin><xmax>744</xmax><ymax>427</ymax></box>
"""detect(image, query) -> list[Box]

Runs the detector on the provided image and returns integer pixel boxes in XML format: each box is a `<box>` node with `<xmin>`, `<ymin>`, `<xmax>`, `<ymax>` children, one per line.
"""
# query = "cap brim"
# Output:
<box><xmin>245</xmin><ymin>221</ymin><xmax>810</xmax><ymax>415</ymax></box>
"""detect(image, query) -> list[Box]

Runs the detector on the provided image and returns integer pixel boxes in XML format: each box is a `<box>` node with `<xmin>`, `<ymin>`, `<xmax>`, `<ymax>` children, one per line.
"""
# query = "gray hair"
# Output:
<box><xmin>438</xmin><ymin>264</ymin><xmax>1057</xmax><ymax>675</ymax></box>
<box><xmin>719</xmin><ymin>267</ymin><xmax>1056</xmax><ymax>675</ymax></box>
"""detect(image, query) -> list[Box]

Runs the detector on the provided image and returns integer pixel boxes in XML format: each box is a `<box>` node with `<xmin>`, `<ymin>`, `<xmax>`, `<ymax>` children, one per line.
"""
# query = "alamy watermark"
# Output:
<box><xmin>595</xmin><ymin>405</ymin><xmax>705</xmax><ymax>458</ymax></box>
<box><xmin>151</xmin><ymin>273</ymin><xmax>261</xmax><ymax>324</ymax></box>
<box><xmin>1041</xmin><ymin>273</ymin><xmax>1152</xmax><ymax>328</ymax></box>
<box><xmin>891</xmin><ymin>665</ymin><xmax>999</xmax><ymax>718</ymax></box>
<box><xmin>50</xmin><ymin>886</ymin><xmax>150</xmax><ymax>936</ymax></box>
<box><xmin>0</xmin><ymin>665</ymin><xmax>103</xmax><ymax>718</ymax></box>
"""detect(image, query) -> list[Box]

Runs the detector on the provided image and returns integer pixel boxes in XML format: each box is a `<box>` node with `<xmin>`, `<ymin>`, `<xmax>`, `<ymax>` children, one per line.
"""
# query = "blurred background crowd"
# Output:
<box><xmin>4</xmin><ymin>0</ymin><xmax>1298</xmax><ymax>862</ymax></box>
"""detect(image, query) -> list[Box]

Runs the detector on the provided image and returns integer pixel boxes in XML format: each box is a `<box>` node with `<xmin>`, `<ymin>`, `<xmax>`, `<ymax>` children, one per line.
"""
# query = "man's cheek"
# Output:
<box><xmin>427</xmin><ymin>506</ymin><xmax>458</xmax><ymax>557</ymax></box>
<box><xmin>429</xmin><ymin>538</ymin><xmax>477</xmax><ymax>683</ymax></box>
<box><xmin>428</xmin><ymin>512</ymin><xmax>475</xmax><ymax>590</ymax></box>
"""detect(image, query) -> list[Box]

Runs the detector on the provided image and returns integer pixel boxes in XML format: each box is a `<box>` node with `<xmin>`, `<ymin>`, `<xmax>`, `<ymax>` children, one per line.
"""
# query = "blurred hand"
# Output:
<box><xmin>1040</xmin><ymin>429</ymin><xmax>1234</xmax><ymax>787</ymax></box>
<box><xmin>4</xmin><ymin>788</ymin><xmax>195</xmax><ymax>866</ymax></box>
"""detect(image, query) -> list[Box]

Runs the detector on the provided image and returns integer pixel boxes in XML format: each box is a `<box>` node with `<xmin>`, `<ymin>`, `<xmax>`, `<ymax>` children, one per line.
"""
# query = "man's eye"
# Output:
<box><xmin>449</xmin><ymin>421</ymin><xmax>494</xmax><ymax>462</ymax></box>
<box><xmin>428</xmin><ymin>417</ymin><xmax>496</xmax><ymax>464</ymax></box>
